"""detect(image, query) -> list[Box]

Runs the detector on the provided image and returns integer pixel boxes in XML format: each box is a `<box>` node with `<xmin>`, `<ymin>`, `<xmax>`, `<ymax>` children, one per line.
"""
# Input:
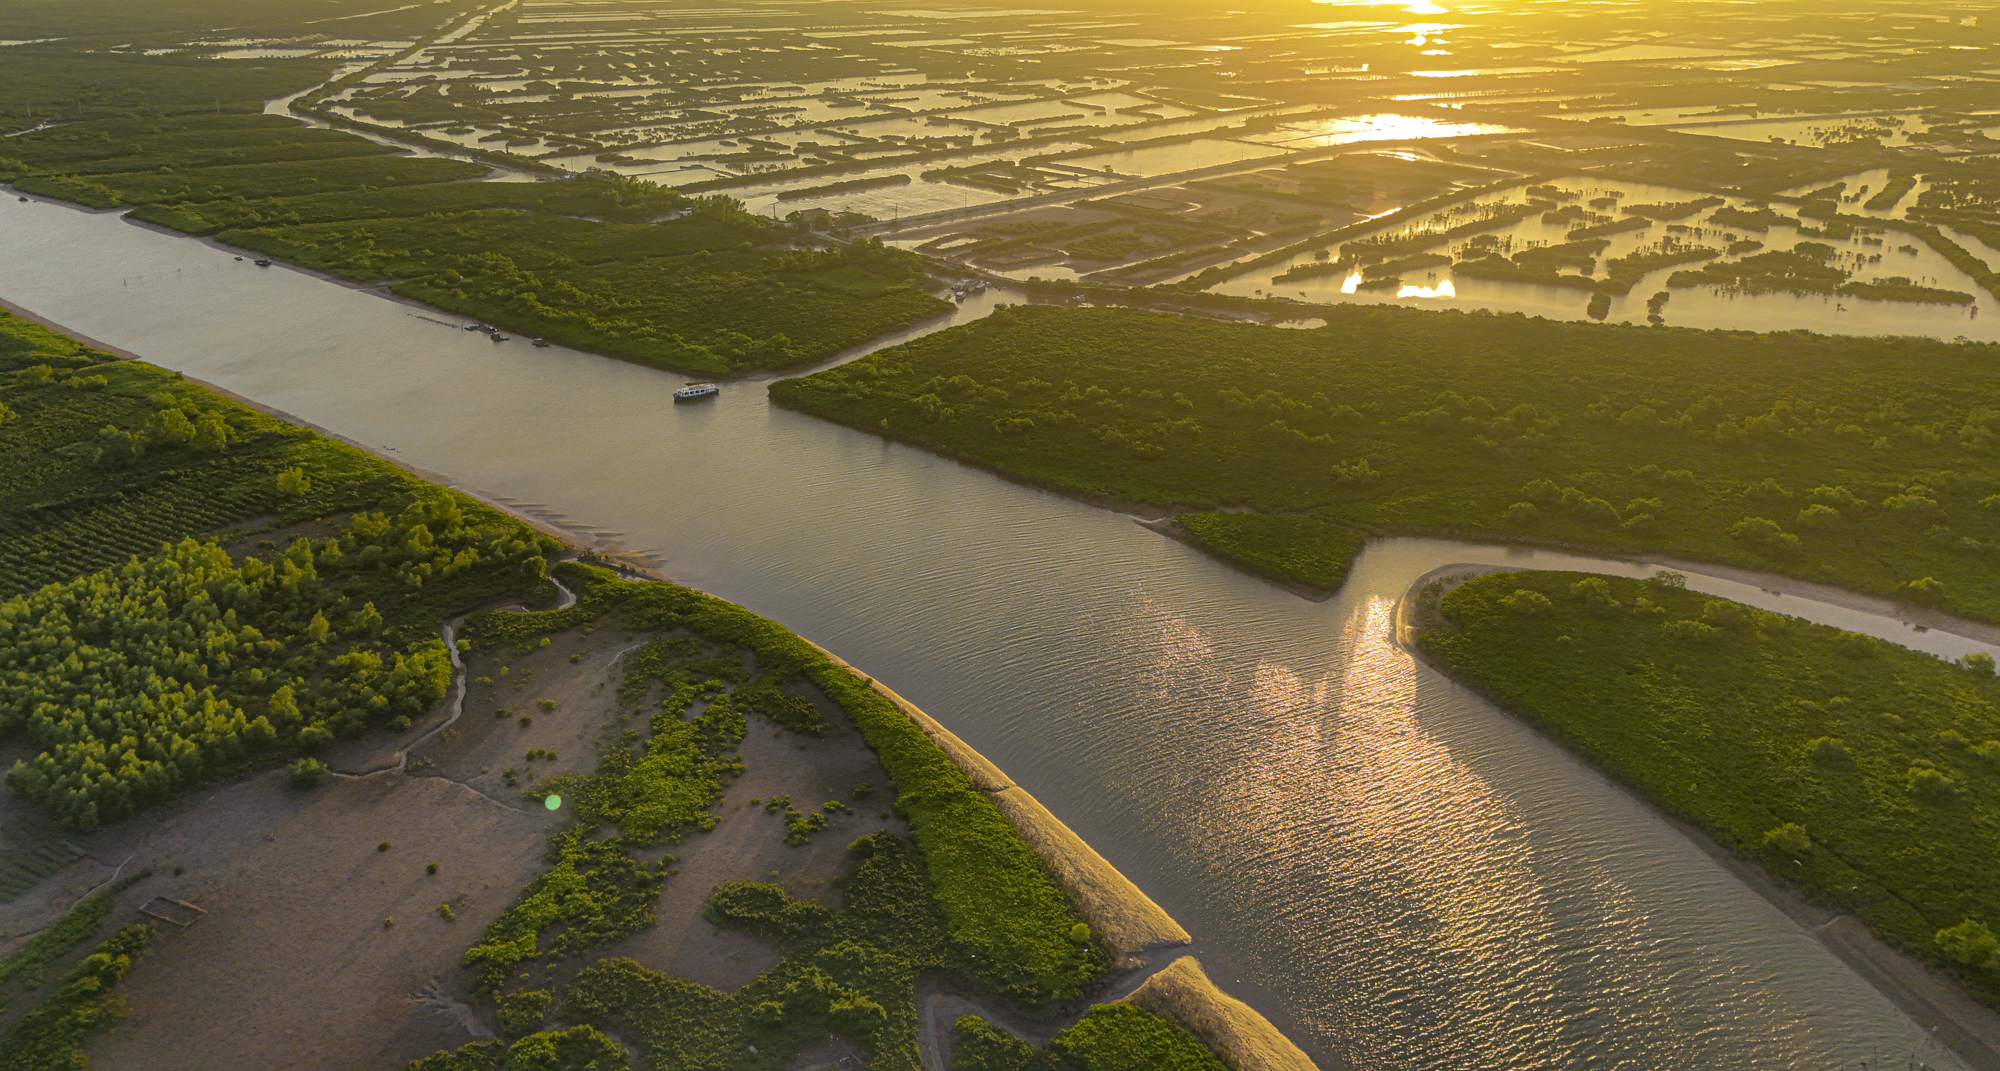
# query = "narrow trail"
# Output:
<box><xmin>331</xmin><ymin>570</ymin><xmax>577</xmax><ymax>781</ymax></box>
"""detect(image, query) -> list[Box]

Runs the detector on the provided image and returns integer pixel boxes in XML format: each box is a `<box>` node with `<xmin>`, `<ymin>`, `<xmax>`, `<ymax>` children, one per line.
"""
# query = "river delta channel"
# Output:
<box><xmin>4</xmin><ymin>197</ymin><xmax>1997</xmax><ymax>1070</ymax></box>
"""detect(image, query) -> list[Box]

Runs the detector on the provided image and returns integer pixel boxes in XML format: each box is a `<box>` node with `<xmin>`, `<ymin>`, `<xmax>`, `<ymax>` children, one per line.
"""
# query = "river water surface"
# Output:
<box><xmin>2</xmin><ymin>198</ymin><xmax>1992</xmax><ymax>1070</ymax></box>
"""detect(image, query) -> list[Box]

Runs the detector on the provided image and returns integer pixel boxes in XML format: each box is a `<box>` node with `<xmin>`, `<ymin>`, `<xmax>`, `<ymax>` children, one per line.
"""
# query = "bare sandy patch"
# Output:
<box><xmin>81</xmin><ymin>769</ymin><xmax>559</xmax><ymax>1071</ymax></box>
<box><xmin>408</xmin><ymin>626</ymin><xmax>631</xmax><ymax>804</ymax></box>
<box><xmin>596</xmin><ymin>681</ymin><xmax>909</xmax><ymax>992</ymax></box>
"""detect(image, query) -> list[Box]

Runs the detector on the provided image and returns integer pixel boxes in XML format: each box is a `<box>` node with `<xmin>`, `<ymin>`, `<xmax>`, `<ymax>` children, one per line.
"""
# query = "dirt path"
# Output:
<box><xmin>330</xmin><ymin>573</ymin><xmax>576</xmax><ymax>780</ymax></box>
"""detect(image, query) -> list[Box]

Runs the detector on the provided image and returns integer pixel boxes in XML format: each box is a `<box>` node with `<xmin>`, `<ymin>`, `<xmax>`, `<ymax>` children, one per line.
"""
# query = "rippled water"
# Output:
<box><xmin>0</xmin><ymin>197</ymin><xmax>1986</xmax><ymax>1070</ymax></box>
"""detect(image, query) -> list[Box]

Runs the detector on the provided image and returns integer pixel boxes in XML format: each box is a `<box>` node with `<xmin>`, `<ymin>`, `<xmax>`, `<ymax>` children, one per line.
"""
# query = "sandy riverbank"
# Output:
<box><xmin>1394</xmin><ymin>564</ymin><xmax>2000</xmax><ymax>1071</ymax></box>
<box><xmin>1122</xmin><ymin>957</ymin><xmax>1321</xmax><ymax>1071</ymax></box>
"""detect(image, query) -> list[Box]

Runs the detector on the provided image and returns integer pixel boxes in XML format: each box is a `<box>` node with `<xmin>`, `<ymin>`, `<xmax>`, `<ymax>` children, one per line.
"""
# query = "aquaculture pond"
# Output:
<box><xmin>0</xmin><ymin>197</ymin><xmax>1985</xmax><ymax>1071</ymax></box>
<box><xmin>1207</xmin><ymin>173</ymin><xmax>2000</xmax><ymax>341</ymax></box>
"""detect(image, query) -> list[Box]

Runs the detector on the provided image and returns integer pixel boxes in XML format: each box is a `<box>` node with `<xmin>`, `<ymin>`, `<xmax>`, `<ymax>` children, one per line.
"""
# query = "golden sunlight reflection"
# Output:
<box><xmin>1406</xmin><ymin>1</ymin><xmax>1449</xmax><ymax>12</ymax></box>
<box><xmin>1153</xmin><ymin>597</ymin><xmax>1580</xmax><ymax>1054</ymax></box>
<box><xmin>1118</xmin><ymin>574</ymin><xmax>1891</xmax><ymax>1067</ymax></box>
<box><xmin>1315</xmin><ymin>597</ymin><xmax>1597</xmax><ymax>1056</ymax></box>
<box><xmin>1260</xmin><ymin>113</ymin><xmax>1518</xmax><ymax>148</ymax></box>
<box><xmin>1398</xmin><ymin>278</ymin><xmax>1456</xmax><ymax>298</ymax></box>
<box><xmin>1341</xmin><ymin>271</ymin><xmax>1363</xmax><ymax>294</ymax></box>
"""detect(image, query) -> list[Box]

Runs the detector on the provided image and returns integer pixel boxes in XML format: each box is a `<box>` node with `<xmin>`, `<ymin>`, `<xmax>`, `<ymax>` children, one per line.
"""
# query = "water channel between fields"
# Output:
<box><xmin>3</xmin><ymin>196</ymin><xmax>1996</xmax><ymax>1070</ymax></box>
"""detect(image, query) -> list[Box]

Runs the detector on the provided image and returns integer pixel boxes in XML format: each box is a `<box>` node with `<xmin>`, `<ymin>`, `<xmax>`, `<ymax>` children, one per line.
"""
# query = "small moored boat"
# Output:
<box><xmin>532</xmin><ymin>337</ymin><xmax>549</xmax><ymax>347</ymax></box>
<box><xmin>673</xmin><ymin>382</ymin><xmax>720</xmax><ymax>402</ymax></box>
<box><xmin>254</xmin><ymin>259</ymin><xmax>271</xmax><ymax>267</ymax></box>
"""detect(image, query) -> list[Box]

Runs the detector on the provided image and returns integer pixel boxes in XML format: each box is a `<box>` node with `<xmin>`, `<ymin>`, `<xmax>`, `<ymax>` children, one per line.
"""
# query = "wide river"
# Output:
<box><xmin>4</xmin><ymin>198</ymin><xmax>1995</xmax><ymax>1071</ymax></box>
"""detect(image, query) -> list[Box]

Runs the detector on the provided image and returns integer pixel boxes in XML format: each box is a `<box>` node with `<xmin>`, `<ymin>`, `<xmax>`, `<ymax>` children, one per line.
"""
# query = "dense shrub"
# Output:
<box><xmin>286</xmin><ymin>758</ymin><xmax>330</xmax><ymax>788</ymax></box>
<box><xmin>496</xmin><ymin>990</ymin><xmax>553</xmax><ymax>1035</ymax></box>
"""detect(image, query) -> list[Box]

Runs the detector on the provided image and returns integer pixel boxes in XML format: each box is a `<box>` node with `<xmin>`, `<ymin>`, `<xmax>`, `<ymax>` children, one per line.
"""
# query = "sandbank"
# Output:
<box><xmin>1119</xmin><ymin>956</ymin><xmax>1320</xmax><ymax>1071</ymax></box>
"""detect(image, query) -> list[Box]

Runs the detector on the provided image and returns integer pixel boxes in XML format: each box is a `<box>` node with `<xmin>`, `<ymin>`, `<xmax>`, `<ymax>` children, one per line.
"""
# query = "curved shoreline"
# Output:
<box><xmin>769</xmin><ymin>382</ymin><xmax>2000</xmax><ymax>639</ymax></box>
<box><xmin>802</xmin><ymin>640</ymin><xmax>1321</xmax><ymax>1071</ymax></box>
<box><xmin>1393</xmin><ymin>564</ymin><xmax>2000</xmax><ymax>1071</ymax></box>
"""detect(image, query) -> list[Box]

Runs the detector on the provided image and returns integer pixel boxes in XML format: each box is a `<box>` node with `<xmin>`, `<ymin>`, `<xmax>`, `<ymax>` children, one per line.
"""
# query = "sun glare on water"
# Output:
<box><xmin>1399</xmin><ymin>279</ymin><xmax>1456</xmax><ymax>298</ymax></box>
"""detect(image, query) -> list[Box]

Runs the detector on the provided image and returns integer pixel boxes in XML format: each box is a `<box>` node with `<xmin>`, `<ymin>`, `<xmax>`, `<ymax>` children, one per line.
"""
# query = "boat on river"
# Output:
<box><xmin>673</xmin><ymin>382</ymin><xmax>719</xmax><ymax>402</ymax></box>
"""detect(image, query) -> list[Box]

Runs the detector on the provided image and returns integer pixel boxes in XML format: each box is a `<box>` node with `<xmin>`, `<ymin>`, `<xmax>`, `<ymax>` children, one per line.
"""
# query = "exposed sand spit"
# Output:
<box><xmin>1119</xmin><ymin>956</ymin><xmax>1321</xmax><ymax>1071</ymax></box>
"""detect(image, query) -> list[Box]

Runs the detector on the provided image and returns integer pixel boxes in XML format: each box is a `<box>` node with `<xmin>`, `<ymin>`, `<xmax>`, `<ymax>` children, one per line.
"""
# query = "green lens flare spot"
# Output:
<box><xmin>544</xmin><ymin>794</ymin><xmax>562</xmax><ymax>811</ymax></box>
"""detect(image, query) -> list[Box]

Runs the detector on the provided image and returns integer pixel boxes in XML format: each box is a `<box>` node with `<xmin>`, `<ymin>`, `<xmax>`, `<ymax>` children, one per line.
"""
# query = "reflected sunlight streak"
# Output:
<box><xmin>1398</xmin><ymin>279</ymin><xmax>1456</xmax><ymax>298</ymax></box>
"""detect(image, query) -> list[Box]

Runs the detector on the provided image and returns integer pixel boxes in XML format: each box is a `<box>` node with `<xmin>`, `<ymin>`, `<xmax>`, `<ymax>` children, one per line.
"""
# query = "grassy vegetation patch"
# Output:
<box><xmin>0</xmin><ymin>870</ymin><xmax>150</xmax><ymax>1012</ymax></box>
<box><xmin>406</xmin><ymin>1025</ymin><xmax>630</xmax><ymax>1071</ymax></box>
<box><xmin>1173</xmin><ymin>512</ymin><xmax>1365</xmax><ymax>591</ymax></box>
<box><xmin>770</xmin><ymin>304</ymin><xmax>2000</xmax><ymax>617</ymax></box>
<box><xmin>1419</xmin><ymin>570</ymin><xmax>2000</xmax><ymax>1005</ymax></box>
<box><xmin>947</xmin><ymin>1005</ymin><xmax>1227</xmax><ymax>1071</ymax></box>
<box><xmin>563</xmin><ymin>834</ymin><xmax>947</xmax><ymax>1070</ymax></box>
